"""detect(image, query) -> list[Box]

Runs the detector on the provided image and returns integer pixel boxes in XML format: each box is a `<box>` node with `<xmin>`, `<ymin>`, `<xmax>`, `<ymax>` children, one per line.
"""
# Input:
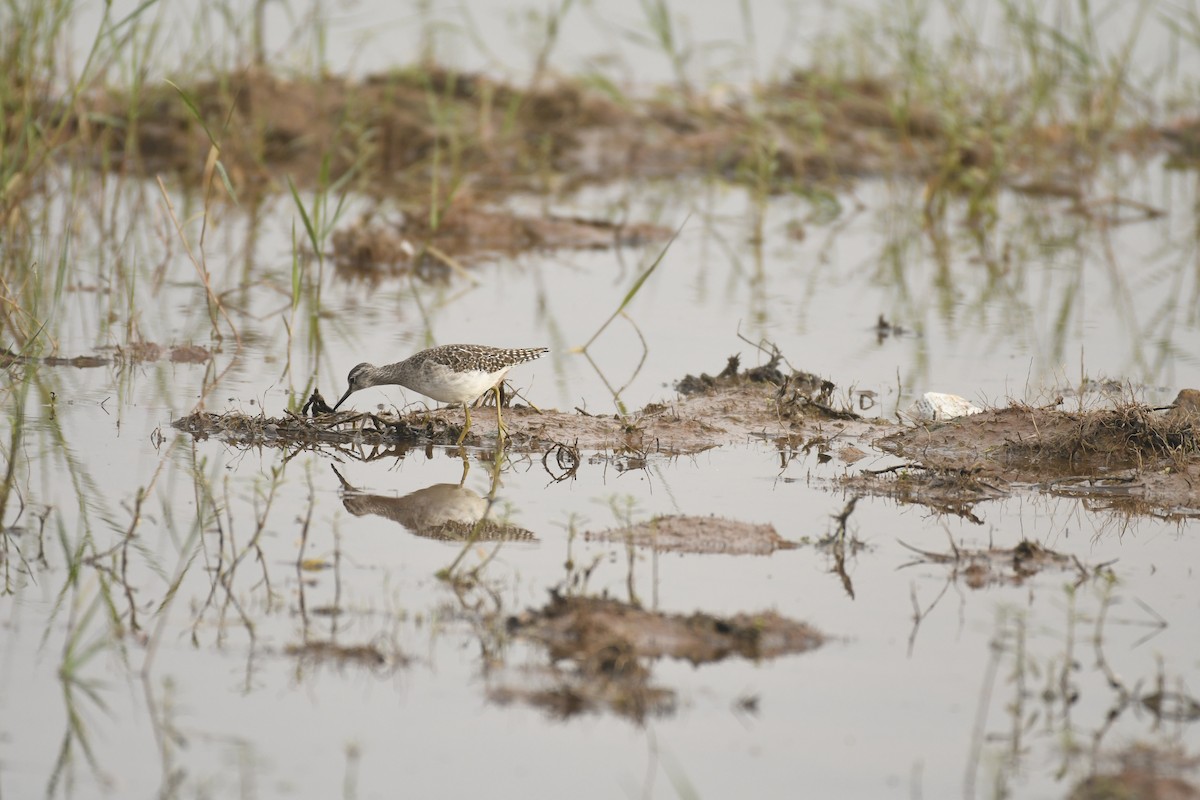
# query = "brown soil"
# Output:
<box><xmin>173</xmin><ymin>366</ymin><xmax>878</xmax><ymax>457</ymax></box>
<box><xmin>332</xmin><ymin>202</ymin><xmax>671</xmax><ymax>277</ymax></box>
<box><xmin>172</xmin><ymin>359</ymin><xmax>1200</xmax><ymax>519</ymax></box>
<box><xmin>585</xmin><ymin>514</ymin><xmax>797</xmax><ymax>556</ymax></box>
<box><xmin>1070</xmin><ymin>743</ymin><xmax>1200</xmax><ymax>800</ymax></box>
<box><xmin>22</xmin><ymin>63</ymin><xmax>1177</xmax><ymax>244</ymax></box>
<box><xmin>859</xmin><ymin>404</ymin><xmax>1200</xmax><ymax>519</ymax></box>
<box><xmin>492</xmin><ymin>592</ymin><xmax>822</xmax><ymax>721</ymax></box>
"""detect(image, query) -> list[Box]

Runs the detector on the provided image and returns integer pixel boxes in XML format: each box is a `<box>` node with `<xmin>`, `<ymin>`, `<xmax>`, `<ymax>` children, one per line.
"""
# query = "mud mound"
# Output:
<box><xmin>510</xmin><ymin>592</ymin><xmax>822</xmax><ymax>665</ymax></box>
<box><xmin>586</xmin><ymin>514</ymin><xmax>797</xmax><ymax>555</ymax></box>
<box><xmin>174</xmin><ymin>371</ymin><xmax>884</xmax><ymax>457</ymax></box>
<box><xmin>332</xmin><ymin>201</ymin><xmax>671</xmax><ymax>275</ymax></box>
<box><xmin>880</xmin><ymin>404</ymin><xmax>1197</xmax><ymax>474</ymax></box>
<box><xmin>493</xmin><ymin>592</ymin><xmax>822</xmax><ymax>721</ymax></box>
<box><xmin>858</xmin><ymin>403</ymin><xmax>1200</xmax><ymax>518</ymax></box>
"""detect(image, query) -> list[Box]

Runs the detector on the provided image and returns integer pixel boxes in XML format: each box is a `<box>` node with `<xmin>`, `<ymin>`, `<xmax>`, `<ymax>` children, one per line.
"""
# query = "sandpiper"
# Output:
<box><xmin>332</xmin><ymin>344</ymin><xmax>548</xmax><ymax>444</ymax></box>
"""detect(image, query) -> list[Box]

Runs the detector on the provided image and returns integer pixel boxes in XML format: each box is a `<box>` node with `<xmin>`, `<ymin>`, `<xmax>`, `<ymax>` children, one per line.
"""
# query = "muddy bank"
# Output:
<box><xmin>43</xmin><ymin>64</ymin><xmax>1185</xmax><ymax>212</ymax></box>
<box><xmin>172</xmin><ymin>358</ymin><xmax>876</xmax><ymax>457</ymax></box>
<box><xmin>172</xmin><ymin>354</ymin><xmax>1200</xmax><ymax>518</ymax></box>
<box><xmin>1070</xmin><ymin>743</ymin><xmax>1200</xmax><ymax>800</ymax></box>
<box><xmin>171</xmin><ymin>384</ymin><xmax>873</xmax><ymax>455</ymax></box>
<box><xmin>860</xmin><ymin>404</ymin><xmax>1200</xmax><ymax>518</ymax></box>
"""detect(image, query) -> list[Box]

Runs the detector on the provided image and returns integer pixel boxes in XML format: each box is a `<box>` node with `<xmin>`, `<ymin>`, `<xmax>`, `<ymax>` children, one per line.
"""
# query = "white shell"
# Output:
<box><xmin>904</xmin><ymin>392</ymin><xmax>984</xmax><ymax>422</ymax></box>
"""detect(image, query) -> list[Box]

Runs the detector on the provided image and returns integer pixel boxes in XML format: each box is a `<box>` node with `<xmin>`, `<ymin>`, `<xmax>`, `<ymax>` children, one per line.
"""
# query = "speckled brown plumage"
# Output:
<box><xmin>332</xmin><ymin>344</ymin><xmax>548</xmax><ymax>444</ymax></box>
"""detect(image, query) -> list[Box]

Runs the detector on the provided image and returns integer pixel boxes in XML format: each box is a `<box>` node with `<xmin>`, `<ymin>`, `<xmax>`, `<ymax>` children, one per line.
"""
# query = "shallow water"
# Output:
<box><xmin>4</xmin><ymin>2</ymin><xmax>1200</xmax><ymax>799</ymax></box>
<box><xmin>6</xmin><ymin>418</ymin><xmax>1197</xmax><ymax>797</ymax></box>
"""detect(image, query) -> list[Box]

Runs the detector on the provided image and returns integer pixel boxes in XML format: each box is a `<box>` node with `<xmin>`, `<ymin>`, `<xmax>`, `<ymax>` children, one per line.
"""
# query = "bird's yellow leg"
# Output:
<box><xmin>455</xmin><ymin>402</ymin><xmax>471</xmax><ymax>445</ymax></box>
<box><xmin>458</xmin><ymin>449</ymin><xmax>470</xmax><ymax>485</ymax></box>
<box><xmin>494</xmin><ymin>385</ymin><xmax>508</xmax><ymax>442</ymax></box>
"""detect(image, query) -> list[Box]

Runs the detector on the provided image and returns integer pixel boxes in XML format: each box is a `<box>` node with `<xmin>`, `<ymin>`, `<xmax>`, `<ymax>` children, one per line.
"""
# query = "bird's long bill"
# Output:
<box><xmin>332</xmin><ymin>386</ymin><xmax>355</xmax><ymax>412</ymax></box>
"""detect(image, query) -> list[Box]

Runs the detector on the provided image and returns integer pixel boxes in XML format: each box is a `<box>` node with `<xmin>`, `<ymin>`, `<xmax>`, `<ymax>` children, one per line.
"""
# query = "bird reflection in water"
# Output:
<box><xmin>331</xmin><ymin>464</ymin><xmax>535</xmax><ymax>543</ymax></box>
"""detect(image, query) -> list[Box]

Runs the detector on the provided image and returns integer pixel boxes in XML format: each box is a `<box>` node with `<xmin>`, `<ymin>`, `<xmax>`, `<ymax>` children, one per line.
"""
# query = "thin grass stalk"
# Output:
<box><xmin>576</xmin><ymin>215</ymin><xmax>688</xmax><ymax>352</ymax></box>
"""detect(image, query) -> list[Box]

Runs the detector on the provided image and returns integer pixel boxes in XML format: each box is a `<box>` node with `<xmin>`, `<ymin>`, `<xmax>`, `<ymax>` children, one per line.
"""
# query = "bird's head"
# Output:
<box><xmin>332</xmin><ymin>363</ymin><xmax>377</xmax><ymax>411</ymax></box>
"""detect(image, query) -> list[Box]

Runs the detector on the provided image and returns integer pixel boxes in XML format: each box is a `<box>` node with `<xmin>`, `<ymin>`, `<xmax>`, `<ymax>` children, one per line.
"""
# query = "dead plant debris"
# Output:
<box><xmin>677</xmin><ymin>351</ymin><xmax>833</xmax><ymax>400</ymax></box>
<box><xmin>173</xmin><ymin>408</ymin><xmax>425</xmax><ymax>448</ymax></box>
<box><xmin>898</xmin><ymin>537</ymin><xmax>1104</xmax><ymax>589</ymax></box>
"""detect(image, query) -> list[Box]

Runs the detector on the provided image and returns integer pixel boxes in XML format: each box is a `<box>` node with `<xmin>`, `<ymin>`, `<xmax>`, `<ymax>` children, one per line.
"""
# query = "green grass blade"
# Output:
<box><xmin>288</xmin><ymin>176</ymin><xmax>320</xmax><ymax>254</ymax></box>
<box><xmin>164</xmin><ymin>79</ymin><xmax>217</xmax><ymax>146</ymax></box>
<box><xmin>578</xmin><ymin>214</ymin><xmax>689</xmax><ymax>351</ymax></box>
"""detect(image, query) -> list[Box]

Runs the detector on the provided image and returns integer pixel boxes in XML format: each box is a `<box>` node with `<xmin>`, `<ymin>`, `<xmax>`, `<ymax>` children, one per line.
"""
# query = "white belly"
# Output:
<box><xmin>404</xmin><ymin>362</ymin><xmax>511</xmax><ymax>405</ymax></box>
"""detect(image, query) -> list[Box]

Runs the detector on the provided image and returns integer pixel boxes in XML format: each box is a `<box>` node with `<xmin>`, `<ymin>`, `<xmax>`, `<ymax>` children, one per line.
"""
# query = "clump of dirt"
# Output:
<box><xmin>859</xmin><ymin>403</ymin><xmax>1200</xmax><ymax>517</ymax></box>
<box><xmin>885</xmin><ymin>404</ymin><xmax>1197</xmax><ymax>469</ymax></box>
<box><xmin>678</xmin><ymin>352</ymin><xmax>783</xmax><ymax>394</ymax></box>
<box><xmin>77</xmin><ymin>64</ymin><xmax>643</xmax><ymax>197</ymax></box>
<box><xmin>586</xmin><ymin>514</ymin><xmax>797</xmax><ymax>556</ymax></box>
<box><xmin>676</xmin><ymin>349</ymin><xmax>838</xmax><ymax>411</ymax></box>
<box><xmin>1070</xmin><ymin>743</ymin><xmax>1200</xmax><ymax>800</ymax></box>
<box><xmin>509</xmin><ymin>592</ymin><xmax>823</xmax><ymax>665</ymax></box>
<box><xmin>494</xmin><ymin>592</ymin><xmax>822</xmax><ymax>721</ymax></box>
<box><xmin>331</xmin><ymin>199</ymin><xmax>671</xmax><ymax>275</ymax></box>
<box><xmin>1004</xmin><ymin>404</ymin><xmax>1195</xmax><ymax>468</ymax></box>
<box><xmin>118</xmin><ymin>342</ymin><xmax>164</xmax><ymax>363</ymax></box>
